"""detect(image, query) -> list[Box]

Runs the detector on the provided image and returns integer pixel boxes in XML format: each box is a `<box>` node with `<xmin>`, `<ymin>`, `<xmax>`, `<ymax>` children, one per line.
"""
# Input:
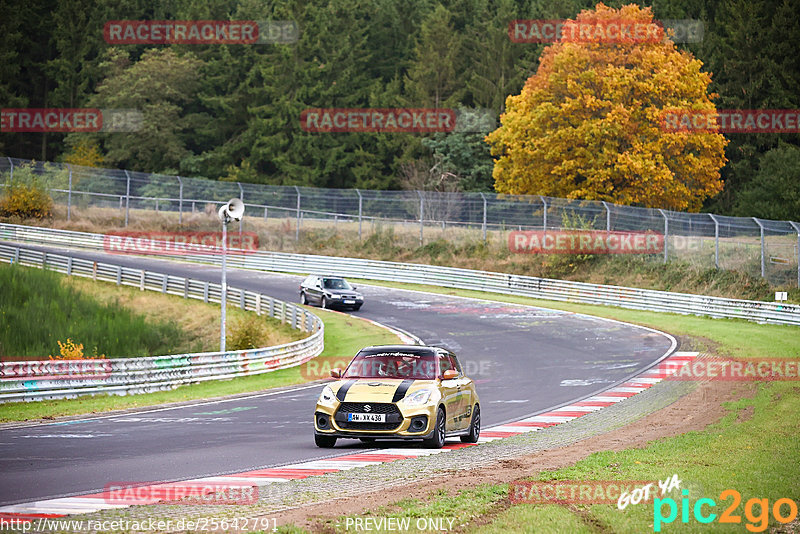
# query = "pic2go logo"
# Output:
<box><xmin>654</xmin><ymin>489</ymin><xmax>798</xmax><ymax>532</ymax></box>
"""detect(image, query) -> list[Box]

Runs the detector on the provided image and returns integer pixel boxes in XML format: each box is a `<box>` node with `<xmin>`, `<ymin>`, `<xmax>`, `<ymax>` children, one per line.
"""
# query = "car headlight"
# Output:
<box><xmin>318</xmin><ymin>385</ymin><xmax>337</xmax><ymax>407</ymax></box>
<box><xmin>399</xmin><ymin>387</ymin><xmax>439</xmax><ymax>407</ymax></box>
<box><xmin>327</xmin><ymin>293</ymin><xmax>341</xmax><ymax>299</ymax></box>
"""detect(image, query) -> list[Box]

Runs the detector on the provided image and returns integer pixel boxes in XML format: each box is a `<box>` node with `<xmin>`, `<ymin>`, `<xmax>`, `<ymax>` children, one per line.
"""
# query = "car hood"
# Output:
<box><xmin>330</xmin><ymin>378</ymin><xmax>435</xmax><ymax>403</ymax></box>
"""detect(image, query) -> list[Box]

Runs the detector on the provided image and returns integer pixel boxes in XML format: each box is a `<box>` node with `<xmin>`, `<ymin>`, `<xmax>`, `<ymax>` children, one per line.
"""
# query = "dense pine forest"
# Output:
<box><xmin>1</xmin><ymin>0</ymin><xmax>798</xmax><ymax>219</ymax></box>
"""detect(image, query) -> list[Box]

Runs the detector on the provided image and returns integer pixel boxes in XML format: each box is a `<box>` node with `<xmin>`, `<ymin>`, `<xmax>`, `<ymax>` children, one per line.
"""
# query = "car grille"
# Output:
<box><xmin>335</xmin><ymin>402</ymin><xmax>403</xmax><ymax>430</ymax></box>
<box><xmin>338</xmin><ymin>402</ymin><xmax>398</xmax><ymax>414</ymax></box>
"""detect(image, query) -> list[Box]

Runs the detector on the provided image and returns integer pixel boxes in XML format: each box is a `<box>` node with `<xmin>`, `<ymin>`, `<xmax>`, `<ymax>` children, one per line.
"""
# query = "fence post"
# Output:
<box><xmin>709</xmin><ymin>213</ymin><xmax>720</xmax><ymax>268</ymax></box>
<box><xmin>480</xmin><ymin>192</ymin><xmax>487</xmax><ymax>243</ymax></box>
<box><xmin>540</xmin><ymin>196</ymin><xmax>548</xmax><ymax>234</ymax></box>
<box><xmin>237</xmin><ymin>181</ymin><xmax>244</xmax><ymax>235</ymax></box>
<box><xmin>790</xmin><ymin>222</ymin><xmax>800</xmax><ymax>288</ymax></box>
<box><xmin>124</xmin><ymin>170</ymin><xmax>131</xmax><ymax>227</ymax></box>
<box><xmin>753</xmin><ymin>217</ymin><xmax>766</xmax><ymax>279</ymax></box>
<box><xmin>177</xmin><ymin>176</ymin><xmax>183</xmax><ymax>226</ymax></box>
<box><xmin>417</xmin><ymin>191</ymin><xmax>424</xmax><ymax>246</ymax></box>
<box><xmin>658</xmin><ymin>209</ymin><xmax>669</xmax><ymax>263</ymax></box>
<box><xmin>67</xmin><ymin>164</ymin><xmax>73</xmax><ymax>221</ymax></box>
<box><xmin>601</xmin><ymin>201</ymin><xmax>610</xmax><ymax>232</ymax></box>
<box><xmin>294</xmin><ymin>185</ymin><xmax>301</xmax><ymax>242</ymax></box>
<box><xmin>356</xmin><ymin>188</ymin><xmax>363</xmax><ymax>240</ymax></box>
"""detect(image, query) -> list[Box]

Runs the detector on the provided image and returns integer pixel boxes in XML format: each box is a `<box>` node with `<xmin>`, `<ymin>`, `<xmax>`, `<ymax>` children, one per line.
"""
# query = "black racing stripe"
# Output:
<box><xmin>392</xmin><ymin>379</ymin><xmax>416</xmax><ymax>402</ymax></box>
<box><xmin>336</xmin><ymin>380</ymin><xmax>356</xmax><ymax>402</ymax></box>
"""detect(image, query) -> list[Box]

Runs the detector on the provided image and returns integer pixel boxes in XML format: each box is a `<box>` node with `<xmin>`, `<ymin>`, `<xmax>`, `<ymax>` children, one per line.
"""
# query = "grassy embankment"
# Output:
<box><xmin>0</xmin><ymin>264</ymin><xmax>399</xmax><ymax>422</ymax></box>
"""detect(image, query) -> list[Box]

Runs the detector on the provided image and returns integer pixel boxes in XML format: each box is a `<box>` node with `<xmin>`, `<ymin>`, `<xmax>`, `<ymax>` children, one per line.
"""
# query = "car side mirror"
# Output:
<box><xmin>352</xmin><ymin>285</ymin><xmax>357</xmax><ymax>290</ymax></box>
<box><xmin>442</xmin><ymin>369</ymin><xmax>458</xmax><ymax>380</ymax></box>
<box><xmin>330</xmin><ymin>368</ymin><xmax>342</xmax><ymax>378</ymax></box>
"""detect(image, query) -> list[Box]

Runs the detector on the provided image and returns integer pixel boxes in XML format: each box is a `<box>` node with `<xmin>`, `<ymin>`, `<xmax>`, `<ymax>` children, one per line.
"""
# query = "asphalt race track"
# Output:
<box><xmin>0</xmin><ymin>243</ymin><xmax>675</xmax><ymax>505</ymax></box>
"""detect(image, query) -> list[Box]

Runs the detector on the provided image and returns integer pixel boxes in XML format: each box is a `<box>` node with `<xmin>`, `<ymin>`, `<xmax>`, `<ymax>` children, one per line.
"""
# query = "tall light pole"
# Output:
<box><xmin>218</xmin><ymin>198</ymin><xmax>245</xmax><ymax>352</ymax></box>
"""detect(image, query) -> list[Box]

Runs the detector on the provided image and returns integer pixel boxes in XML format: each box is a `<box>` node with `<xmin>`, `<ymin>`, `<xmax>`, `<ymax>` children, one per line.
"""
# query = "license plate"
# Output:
<box><xmin>344</xmin><ymin>300</ymin><xmax>355</xmax><ymax>304</ymax></box>
<box><xmin>347</xmin><ymin>412</ymin><xmax>385</xmax><ymax>422</ymax></box>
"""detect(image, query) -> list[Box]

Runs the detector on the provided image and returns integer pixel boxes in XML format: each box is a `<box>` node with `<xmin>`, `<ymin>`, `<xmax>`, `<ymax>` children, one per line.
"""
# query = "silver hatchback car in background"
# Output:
<box><xmin>299</xmin><ymin>275</ymin><xmax>364</xmax><ymax>311</ymax></box>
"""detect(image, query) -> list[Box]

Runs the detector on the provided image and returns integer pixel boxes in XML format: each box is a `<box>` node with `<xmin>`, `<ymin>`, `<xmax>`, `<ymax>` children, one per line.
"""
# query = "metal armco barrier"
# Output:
<box><xmin>1</xmin><ymin>223</ymin><xmax>799</xmax><ymax>326</ymax></box>
<box><xmin>0</xmin><ymin>242</ymin><xmax>324</xmax><ymax>403</ymax></box>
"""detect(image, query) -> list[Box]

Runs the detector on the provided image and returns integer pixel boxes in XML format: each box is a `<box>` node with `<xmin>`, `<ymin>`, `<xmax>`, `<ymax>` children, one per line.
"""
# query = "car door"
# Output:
<box><xmin>437</xmin><ymin>352</ymin><xmax>461</xmax><ymax>432</ymax></box>
<box><xmin>450</xmin><ymin>353</ymin><xmax>473</xmax><ymax>429</ymax></box>
<box><xmin>308</xmin><ymin>276</ymin><xmax>323</xmax><ymax>304</ymax></box>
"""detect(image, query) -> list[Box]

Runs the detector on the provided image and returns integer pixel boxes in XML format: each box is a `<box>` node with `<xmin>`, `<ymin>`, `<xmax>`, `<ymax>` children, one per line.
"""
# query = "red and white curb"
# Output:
<box><xmin>0</xmin><ymin>351</ymin><xmax>698</xmax><ymax>522</ymax></box>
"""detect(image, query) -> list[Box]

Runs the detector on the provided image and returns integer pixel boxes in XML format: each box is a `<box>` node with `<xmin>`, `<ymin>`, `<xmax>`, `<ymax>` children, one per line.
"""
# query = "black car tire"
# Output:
<box><xmin>461</xmin><ymin>405</ymin><xmax>480</xmax><ymax>443</ymax></box>
<box><xmin>422</xmin><ymin>408</ymin><xmax>446</xmax><ymax>449</ymax></box>
<box><xmin>300</xmin><ymin>292</ymin><xmax>308</xmax><ymax>305</ymax></box>
<box><xmin>315</xmin><ymin>434</ymin><xmax>337</xmax><ymax>448</ymax></box>
<box><xmin>353</xmin><ymin>304</ymin><xmax>362</xmax><ymax>311</ymax></box>
<box><xmin>321</xmin><ymin>296</ymin><xmax>328</xmax><ymax>309</ymax></box>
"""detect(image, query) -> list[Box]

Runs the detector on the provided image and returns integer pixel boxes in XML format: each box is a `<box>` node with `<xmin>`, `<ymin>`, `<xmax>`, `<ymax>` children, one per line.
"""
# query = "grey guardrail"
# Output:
<box><xmin>0</xmin><ymin>242</ymin><xmax>324</xmax><ymax>403</ymax></box>
<box><xmin>2</xmin><ymin>223</ymin><xmax>799</xmax><ymax>326</ymax></box>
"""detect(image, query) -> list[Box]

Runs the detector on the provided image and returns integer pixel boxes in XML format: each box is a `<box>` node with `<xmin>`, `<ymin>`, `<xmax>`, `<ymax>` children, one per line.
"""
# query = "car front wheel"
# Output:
<box><xmin>300</xmin><ymin>292</ymin><xmax>308</xmax><ymax>305</ymax></box>
<box><xmin>321</xmin><ymin>296</ymin><xmax>328</xmax><ymax>309</ymax></box>
<box><xmin>422</xmin><ymin>408</ymin><xmax>446</xmax><ymax>449</ymax></box>
<box><xmin>461</xmin><ymin>405</ymin><xmax>480</xmax><ymax>443</ymax></box>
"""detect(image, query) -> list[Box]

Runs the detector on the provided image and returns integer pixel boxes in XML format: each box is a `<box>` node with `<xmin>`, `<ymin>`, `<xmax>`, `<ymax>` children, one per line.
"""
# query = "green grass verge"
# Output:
<box><xmin>0</xmin><ymin>308</ymin><xmax>399</xmax><ymax>423</ymax></box>
<box><xmin>304</xmin><ymin>279</ymin><xmax>799</xmax><ymax>534</ymax></box>
<box><xmin>518</xmin><ymin>382</ymin><xmax>800</xmax><ymax>533</ymax></box>
<box><xmin>0</xmin><ymin>263</ymin><xmax>187</xmax><ymax>358</ymax></box>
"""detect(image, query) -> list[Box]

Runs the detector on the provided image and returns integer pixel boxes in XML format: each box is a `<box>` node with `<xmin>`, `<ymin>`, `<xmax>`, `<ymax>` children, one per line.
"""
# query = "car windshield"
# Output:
<box><xmin>323</xmin><ymin>278</ymin><xmax>351</xmax><ymax>290</ymax></box>
<box><xmin>343</xmin><ymin>352</ymin><xmax>437</xmax><ymax>379</ymax></box>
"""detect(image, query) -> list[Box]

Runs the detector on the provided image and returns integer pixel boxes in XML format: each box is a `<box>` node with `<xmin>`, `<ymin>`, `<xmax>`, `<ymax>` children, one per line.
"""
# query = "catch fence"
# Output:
<box><xmin>1</xmin><ymin>157</ymin><xmax>798</xmax><ymax>286</ymax></box>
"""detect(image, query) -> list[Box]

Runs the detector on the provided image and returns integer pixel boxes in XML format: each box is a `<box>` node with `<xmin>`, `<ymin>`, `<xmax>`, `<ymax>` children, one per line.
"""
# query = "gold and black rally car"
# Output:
<box><xmin>313</xmin><ymin>345</ymin><xmax>480</xmax><ymax>448</ymax></box>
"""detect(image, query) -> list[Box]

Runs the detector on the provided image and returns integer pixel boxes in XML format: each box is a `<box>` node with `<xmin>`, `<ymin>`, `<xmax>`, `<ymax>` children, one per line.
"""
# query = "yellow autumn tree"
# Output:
<box><xmin>63</xmin><ymin>138</ymin><xmax>104</xmax><ymax>168</ymax></box>
<box><xmin>487</xmin><ymin>3</ymin><xmax>727</xmax><ymax>211</ymax></box>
